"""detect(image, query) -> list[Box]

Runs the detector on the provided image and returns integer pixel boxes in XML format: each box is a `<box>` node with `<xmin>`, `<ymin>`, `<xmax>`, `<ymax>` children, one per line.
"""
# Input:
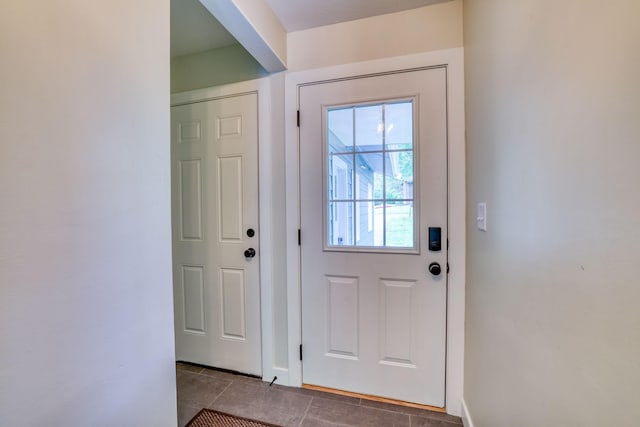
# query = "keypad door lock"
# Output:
<box><xmin>428</xmin><ymin>227</ymin><xmax>441</xmax><ymax>252</ymax></box>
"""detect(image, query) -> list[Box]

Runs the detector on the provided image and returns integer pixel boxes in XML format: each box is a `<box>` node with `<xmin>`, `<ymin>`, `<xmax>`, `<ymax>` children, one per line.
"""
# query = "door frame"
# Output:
<box><xmin>171</xmin><ymin>78</ymin><xmax>277</xmax><ymax>381</ymax></box>
<box><xmin>284</xmin><ymin>48</ymin><xmax>466</xmax><ymax>416</ymax></box>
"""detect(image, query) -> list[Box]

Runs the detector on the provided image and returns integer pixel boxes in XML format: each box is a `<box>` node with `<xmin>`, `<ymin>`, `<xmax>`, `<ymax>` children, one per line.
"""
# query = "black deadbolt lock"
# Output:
<box><xmin>247</xmin><ymin>228</ymin><xmax>255</xmax><ymax>238</ymax></box>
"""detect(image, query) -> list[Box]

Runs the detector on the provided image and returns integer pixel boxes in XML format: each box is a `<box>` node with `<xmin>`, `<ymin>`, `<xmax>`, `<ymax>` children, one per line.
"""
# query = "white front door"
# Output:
<box><xmin>300</xmin><ymin>68</ymin><xmax>448</xmax><ymax>406</ymax></box>
<box><xmin>171</xmin><ymin>93</ymin><xmax>261</xmax><ymax>376</ymax></box>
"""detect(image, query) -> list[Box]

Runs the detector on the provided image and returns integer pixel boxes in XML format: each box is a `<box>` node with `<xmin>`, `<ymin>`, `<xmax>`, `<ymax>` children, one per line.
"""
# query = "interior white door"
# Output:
<box><xmin>300</xmin><ymin>68</ymin><xmax>448</xmax><ymax>406</ymax></box>
<box><xmin>171</xmin><ymin>93</ymin><xmax>261</xmax><ymax>376</ymax></box>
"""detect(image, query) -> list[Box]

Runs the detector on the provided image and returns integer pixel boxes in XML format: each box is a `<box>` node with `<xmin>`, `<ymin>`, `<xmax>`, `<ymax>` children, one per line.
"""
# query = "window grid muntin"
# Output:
<box><xmin>326</xmin><ymin>99</ymin><xmax>416</xmax><ymax>250</ymax></box>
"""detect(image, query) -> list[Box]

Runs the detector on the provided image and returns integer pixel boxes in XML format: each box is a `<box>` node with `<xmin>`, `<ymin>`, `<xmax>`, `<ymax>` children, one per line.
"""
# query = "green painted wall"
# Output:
<box><xmin>171</xmin><ymin>43</ymin><xmax>268</xmax><ymax>93</ymax></box>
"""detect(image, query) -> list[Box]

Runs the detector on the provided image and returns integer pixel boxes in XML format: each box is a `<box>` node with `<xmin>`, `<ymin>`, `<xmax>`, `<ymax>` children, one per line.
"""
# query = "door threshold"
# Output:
<box><xmin>302</xmin><ymin>384</ymin><xmax>446</xmax><ymax>413</ymax></box>
<box><xmin>177</xmin><ymin>361</ymin><xmax>261</xmax><ymax>380</ymax></box>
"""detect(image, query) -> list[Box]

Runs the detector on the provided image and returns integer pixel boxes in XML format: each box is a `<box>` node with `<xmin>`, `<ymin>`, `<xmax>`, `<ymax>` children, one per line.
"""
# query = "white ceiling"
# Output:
<box><xmin>264</xmin><ymin>0</ymin><xmax>452</xmax><ymax>32</ymax></box>
<box><xmin>170</xmin><ymin>0</ymin><xmax>237</xmax><ymax>59</ymax></box>
<box><xmin>170</xmin><ymin>0</ymin><xmax>452</xmax><ymax>59</ymax></box>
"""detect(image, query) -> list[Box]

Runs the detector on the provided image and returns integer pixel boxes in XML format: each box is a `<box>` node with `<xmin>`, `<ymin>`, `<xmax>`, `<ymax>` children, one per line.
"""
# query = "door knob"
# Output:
<box><xmin>428</xmin><ymin>262</ymin><xmax>441</xmax><ymax>276</ymax></box>
<box><xmin>244</xmin><ymin>248</ymin><xmax>256</xmax><ymax>258</ymax></box>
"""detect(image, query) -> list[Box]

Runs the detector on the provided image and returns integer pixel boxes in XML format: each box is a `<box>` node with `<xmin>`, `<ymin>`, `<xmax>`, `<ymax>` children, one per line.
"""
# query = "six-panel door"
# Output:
<box><xmin>171</xmin><ymin>93</ymin><xmax>261</xmax><ymax>376</ymax></box>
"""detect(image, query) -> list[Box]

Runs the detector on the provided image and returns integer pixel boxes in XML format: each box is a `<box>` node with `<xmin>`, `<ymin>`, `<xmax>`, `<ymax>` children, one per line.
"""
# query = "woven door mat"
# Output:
<box><xmin>186</xmin><ymin>409</ymin><xmax>282</xmax><ymax>427</ymax></box>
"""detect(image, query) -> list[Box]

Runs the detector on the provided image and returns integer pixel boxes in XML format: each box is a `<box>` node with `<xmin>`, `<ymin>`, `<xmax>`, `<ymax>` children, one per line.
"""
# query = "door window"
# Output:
<box><xmin>325</xmin><ymin>100</ymin><xmax>417</xmax><ymax>252</ymax></box>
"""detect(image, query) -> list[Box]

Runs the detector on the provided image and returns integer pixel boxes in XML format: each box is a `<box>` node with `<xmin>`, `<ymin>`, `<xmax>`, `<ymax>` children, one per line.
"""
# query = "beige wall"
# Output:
<box><xmin>463</xmin><ymin>0</ymin><xmax>640</xmax><ymax>425</ymax></box>
<box><xmin>287</xmin><ymin>0</ymin><xmax>462</xmax><ymax>71</ymax></box>
<box><xmin>0</xmin><ymin>1</ymin><xmax>176</xmax><ymax>425</ymax></box>
<box><xmin>171</xmin><ymin>43</ymin><xmax>268</xmax><ymax>93</ymax></box>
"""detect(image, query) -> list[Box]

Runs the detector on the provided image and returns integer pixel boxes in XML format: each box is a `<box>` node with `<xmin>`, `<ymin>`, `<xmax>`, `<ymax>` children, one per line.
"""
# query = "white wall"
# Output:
<box><xmin>286</xmin><ymin>0</ymin><xmax>462</xmax><ymax>71</ymax></box>
<box><xmin>266</xmin><ymin>73</ymin><xmax>290</xmax><ymax>370</ymax></box>
<box><xmin>463</xmin><ymin>0</ymin><xmax>640</xmax><ymax>426</ymax></box>
<box><xmin>0</xmin><ymin>1</ymin><xmax>176</xmax><ymax>426</ymax></box>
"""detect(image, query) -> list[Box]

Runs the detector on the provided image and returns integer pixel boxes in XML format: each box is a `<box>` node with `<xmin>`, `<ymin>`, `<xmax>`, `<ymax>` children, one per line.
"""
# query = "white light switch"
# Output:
<box><xmin>477</xmin><ymin>202</ymin><xmax>487</xmax><ymax>231</ymax></box>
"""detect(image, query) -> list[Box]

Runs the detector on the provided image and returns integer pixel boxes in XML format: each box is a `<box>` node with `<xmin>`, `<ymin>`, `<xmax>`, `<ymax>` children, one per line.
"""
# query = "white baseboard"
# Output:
<box><xmin>461</xmin><ymin>398</ymin><xmax>475</xmax><ymax>427</ymax></box>
<box><xmin>268</xmin><ymin>366</ymin><xmax>289</xmax><ymax>386</ymax></box>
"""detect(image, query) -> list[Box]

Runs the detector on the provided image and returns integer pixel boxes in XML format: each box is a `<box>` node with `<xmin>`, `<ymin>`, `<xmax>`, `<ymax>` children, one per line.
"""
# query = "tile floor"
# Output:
<box><xmin>176</xmin><ymin>363</ymin><xmax>463</xmax><ymax>427</ymax></box>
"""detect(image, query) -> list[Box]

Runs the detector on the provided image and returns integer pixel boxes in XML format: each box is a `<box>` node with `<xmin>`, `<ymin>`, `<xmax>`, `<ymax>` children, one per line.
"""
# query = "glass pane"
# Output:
<box><xmin>328</xmin><ymin>202</ymin><xmax>354</xmax><ymax>246</ymax></box>
<box><xmin>328</xmin><ymin>154</ymin><xmax>353</xmax><ymax>201</ymax></box>
<box><xmin>355</xmin><ymin>105</ymin><xmax>383</xmax><ymax>152</ymax></box>
<box><xmin>385</xmin><ymin>201</ymin><xmax>414</xmax><ymax>248</ymax></box>
<box><xmin>324</xmin><ymin>99</ymin><xmax>417</xmax><ymax>252</ymax></box>
<box><xmin>327</xmin><ymin>108</ymin><xmax>353</xmax><ymax>153</ymax></box>
<box><xmin>355</xmin><ymin>153</ymin><xmax>383</xmax><ymax>201</ymax></box>
<box><xmin>355</xmin><ymin>201</ymin><xmax>383</xmax><ymax>246</ymax></box>
<box><xmin>385</xmin><ymin>151</ymin><xmax>413</xmax><ymax>200</ymax></box>
<box><xmin>385</xmin><ymin>102</ymin><xmax>413</xmax><ymax>150</ymax></box>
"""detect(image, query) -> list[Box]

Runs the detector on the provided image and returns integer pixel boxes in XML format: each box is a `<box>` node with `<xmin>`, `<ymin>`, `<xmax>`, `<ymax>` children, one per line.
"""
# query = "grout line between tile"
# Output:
<box><xmin>348</xmin><ymin>402</ymin><xmax>428</xmax><ymax>426</ymax></box>
<box><xmin>359</xmin><ymin>400</ymin><xmax>457</xmax><ymax>422</ymax></box>
<box><xmin>176</xmin><ymin>366</ymin><xmax>204</xmax><ymax>375</ymax></box>
<box><xmin>206</xmin><ymin>379</ymin><xmax>234</xmax><ymax>408</ymax></box>
<box><xmin>297</xmin><ymin>397</ymin><xmax>313</xmax><ymax>427</ymax></box>
<box><xmin>410</xmin><ymin>414</ymin><xmax>463</xmax><ymax>427</ymax></box>
<box><xmin>358</xmin><ymin>404</ymin><xmax>414</xmax><ymax>417</ymax></box>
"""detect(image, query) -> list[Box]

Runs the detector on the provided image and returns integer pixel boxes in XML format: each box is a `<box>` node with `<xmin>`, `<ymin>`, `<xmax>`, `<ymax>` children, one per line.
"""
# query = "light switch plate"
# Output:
<box><xmin>477</xmin><ymin>202</ymin><xmax>487</xmax><ymax>231</ymax></box>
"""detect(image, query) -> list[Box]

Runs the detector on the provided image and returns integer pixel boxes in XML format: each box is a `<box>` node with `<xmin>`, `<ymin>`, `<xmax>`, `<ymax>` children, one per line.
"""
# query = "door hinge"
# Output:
<box><xmin>296</xmin><ymin>110</ymin><xmax>300</xmax><ymax>127</ymax></box>
<box><xmin>298</xmin><ymin>229</ymin><xmax>301</xmax><ymax>246</ymax></box>
<box><xmin>447</xmin><ymin>263</ymin><xmax>450</xmax><ymax>274</ymax></box>
<box><xmin>299</xmin><ymin>344</ymin><xmax>303</xmax><ymax>361</ymax></box>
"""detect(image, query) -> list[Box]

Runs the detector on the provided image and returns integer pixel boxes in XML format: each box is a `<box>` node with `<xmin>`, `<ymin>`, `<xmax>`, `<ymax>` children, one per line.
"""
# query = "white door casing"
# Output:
<box><xmin>299</xmin><ymin>68</ymin><xmax>448</xmax><ymax>406</ymax></box>
<box><xmin>171</xmin><ymin>93</ymin><xmax>262</xmax><ymax>376</ymax></box>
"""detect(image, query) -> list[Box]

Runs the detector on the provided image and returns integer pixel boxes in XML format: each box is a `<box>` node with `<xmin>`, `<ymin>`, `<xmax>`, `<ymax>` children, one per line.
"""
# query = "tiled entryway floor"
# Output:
<box><xmin>176</xmin><ymin>363</ymin><xmax>463</xmax><ymax>427</ymax></box>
